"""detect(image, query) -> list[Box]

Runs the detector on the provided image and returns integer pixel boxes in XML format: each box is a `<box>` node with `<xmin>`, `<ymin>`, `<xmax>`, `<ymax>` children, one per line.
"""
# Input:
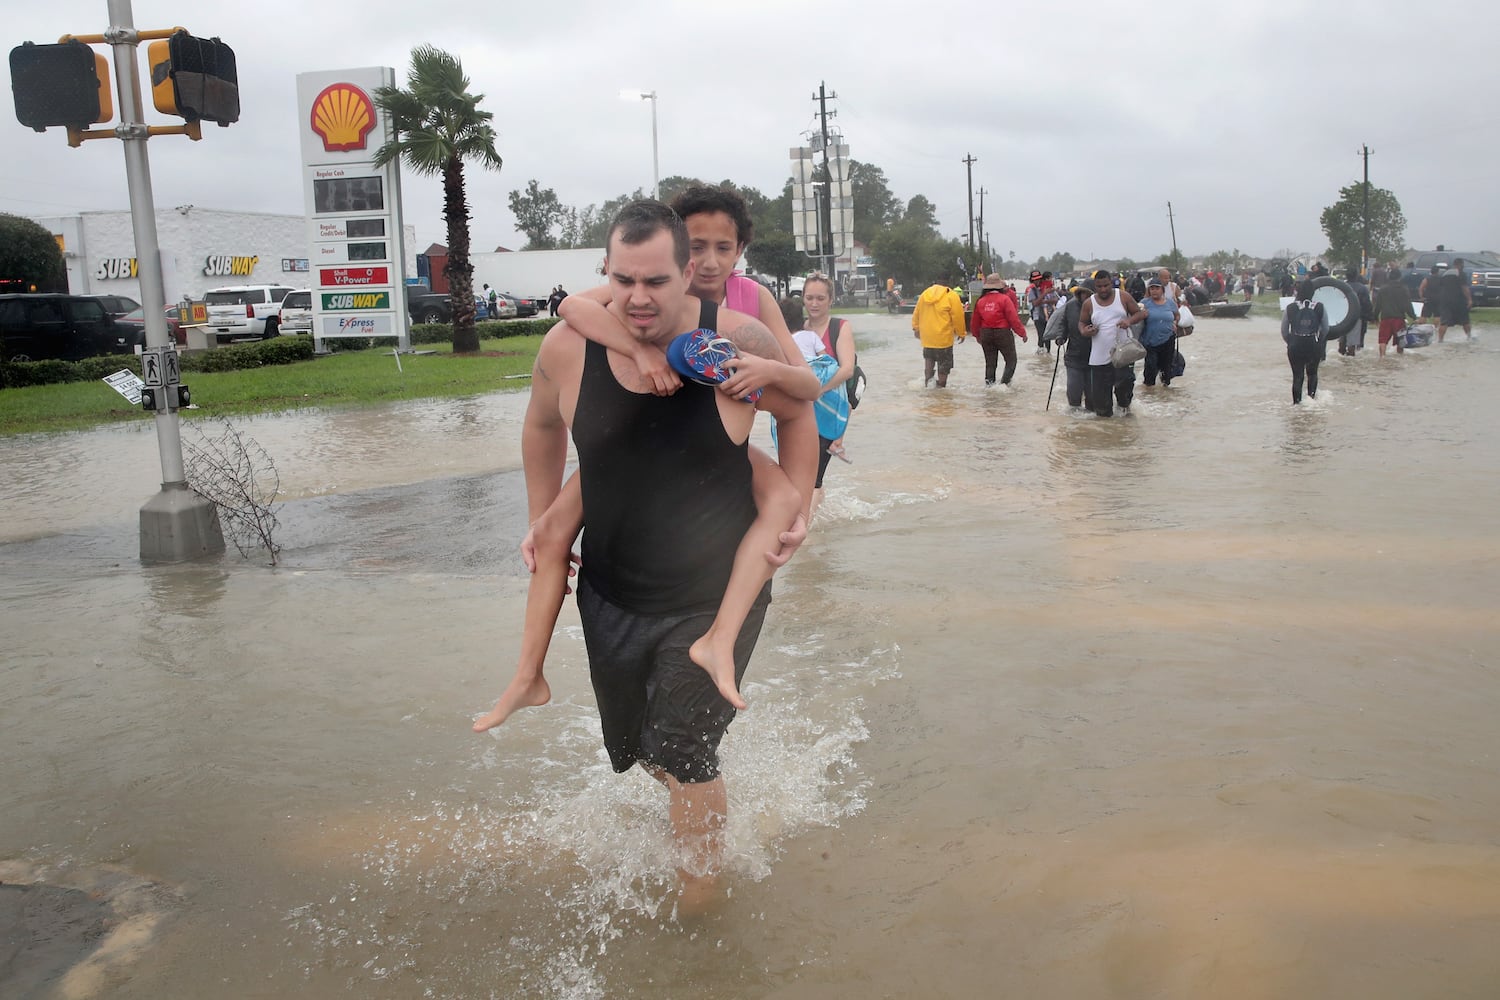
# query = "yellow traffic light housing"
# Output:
<box><xmin>9</xmin><ymin>40</ymin><xmax>113</xmax><ymax>131</ymax></box>
<box><xmin>150</xmin><ymin>30</ymin><xmax>238</xmax><ymax>126</ymax></box>
<box><xmin>147</xmin><ymin>39</ymin><xmax>177</xmax><ymax>117</ymax></box>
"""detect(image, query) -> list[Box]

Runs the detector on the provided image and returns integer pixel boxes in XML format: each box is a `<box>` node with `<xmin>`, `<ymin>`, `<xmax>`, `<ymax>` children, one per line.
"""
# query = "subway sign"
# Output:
<box><xmin>95</xmin><ymin>257</ymin><xmax>140</xmax><ymax>280</ymax></box>
<box><xmin>321</xmin><ymin>291</ymin><xmax>390</xmax><ymax>310</ymax></box>
<box><xmin>203</xmin><ymin>254</ymin><xmax>260</xmax><ymax>277</ymax></box>
<box><xmin>319</xmin><ymin>266</ymin><xmax>388</xmax><ymax>286</ymax></box>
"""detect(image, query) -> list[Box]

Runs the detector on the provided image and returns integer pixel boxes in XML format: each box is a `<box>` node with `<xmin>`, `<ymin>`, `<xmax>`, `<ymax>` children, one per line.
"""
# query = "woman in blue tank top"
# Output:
<box><xmin>1132</xmin><ymin>279</ymin><xmax>1181</xmax><ymax>387</ymax></box>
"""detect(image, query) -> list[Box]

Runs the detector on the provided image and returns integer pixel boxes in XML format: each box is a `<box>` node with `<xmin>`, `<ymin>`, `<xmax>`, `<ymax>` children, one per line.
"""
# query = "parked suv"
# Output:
<box><xmin>203</xmin><ymin>284</ymin><xmax>296</xmax><ymax>342</ymax></box>
<box><xmin>278</xmin><ymin>289</ymin><xmax>313</xmax><ymax>334</ymax></box>
<box><xmin>1401</xmin><ymin>249</ymin><xmax>1500</xmax><ymax>306</ymax></box>
<box><xmin>84</xmin><ymin>293</ymin><xmax>142</xmax><ymax>317</ymax></box>
<box><xmin>0</xmin><ymin>293</ymin><xmax>139</xmax><ymax>361</ymax></box>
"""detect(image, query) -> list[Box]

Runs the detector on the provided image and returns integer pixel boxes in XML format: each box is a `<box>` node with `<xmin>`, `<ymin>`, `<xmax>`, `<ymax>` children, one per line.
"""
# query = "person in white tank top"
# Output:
<box><xmin>1077</xmin><ymin>270</ymin><xmax>1146</xmax><ymax>417</ymax></box>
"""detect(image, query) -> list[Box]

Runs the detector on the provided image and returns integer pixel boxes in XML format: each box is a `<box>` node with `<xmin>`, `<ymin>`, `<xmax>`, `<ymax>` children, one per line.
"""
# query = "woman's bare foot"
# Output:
<box><xmin>688</xmin><ymin>631</ymin><xmax>746</xmax><ymax>710</ymax></box>
<box><xmin>472</xmin><ymin>673</ymin><xmax>551</xmax><ymax>732</ymax></box>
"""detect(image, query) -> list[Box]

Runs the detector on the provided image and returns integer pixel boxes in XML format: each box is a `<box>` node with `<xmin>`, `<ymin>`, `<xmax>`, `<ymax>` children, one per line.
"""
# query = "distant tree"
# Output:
<box><xmin>557</xmin><ymin>205</ymin><xmax>602</xmax><ymax>249</ymax></box>
<box><xmin>903</xmin><ymin>195</ymin><xmax>939</xmax><ymax>234</ymax></box>
<box><xmin>870</xmin><ymin>217</ymin><xmax>936</xmax><ymax>289</ymax></box>
<box><xmin>508</xmin><ymin>179</ymin><xmax>563</xmax><ymax>250</ymax></box>
<box><xmin>0</xmin><ymin>213</ymin><xmax>66</xmax><ymax>292</ymax></box>
<box><xmin>1032</xmin><ymin>251</ymin><xmax>1076</xmax><ymax>276</ymax></box>
<box><xmin>1321</xmin><ymin>183</ymin><xmax>1406</xmax><ymax>268</ymax></box>
<box><xmin>849</xmin><ymin>160</ymin><xmax>901</xmax><ymax>245</ymax></box>
<box><xmin>1160</xmin><ymin>249</ymin><xmax>1189</xmax><ymax>275</ymax></box>
<box><xmin>1204</xmin><ymin>248</ymin><xmax>1251</xmax><ymax>274</ymax></box>
<box><xmin>938</xmin><ymin>237</ymin><xmax>977</xmax><ymax>285</ymax></box>
<box><xmin>746</xmin><ymin>227</ymin><xmax>802</xmax><ymax>290</ymax></box>
<box><xmin>374</xmin><ymin>45</ymin><xmax>502</xmax><ymax>353</ymax></box>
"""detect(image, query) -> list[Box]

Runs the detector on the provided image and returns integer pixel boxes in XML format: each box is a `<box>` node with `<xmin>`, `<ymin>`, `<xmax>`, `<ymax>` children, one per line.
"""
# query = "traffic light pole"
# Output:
<box><xmin>106</xmin><ymin>0</ymin><xmax>223</xmax><ymax>562</ymax></box>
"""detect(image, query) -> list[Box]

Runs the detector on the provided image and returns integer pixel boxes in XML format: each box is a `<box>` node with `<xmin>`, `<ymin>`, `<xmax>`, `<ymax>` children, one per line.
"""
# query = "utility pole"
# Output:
<box><xmin>815</xmin><ymin>81</ymin><xmax>837</xmax><ymax>282</ymax></box>
<box><xmin>1167</xmin><ymin>201</ymin><xmax>1179</xmax><ymax>266</ymax></box>
<box><xmin>976</xmin><ymin>187</ymin><xmax>986</xmax><ymax>272</ymax></box>
<box><xmin>1359</xmin><ymin>144</ymin><xmax>1373</xmax><ymax>276</ymax></box>
<box><xmin>962</xmin><ymin>153</ymin><xmax>977</xmax><ymax>254</ymax></box>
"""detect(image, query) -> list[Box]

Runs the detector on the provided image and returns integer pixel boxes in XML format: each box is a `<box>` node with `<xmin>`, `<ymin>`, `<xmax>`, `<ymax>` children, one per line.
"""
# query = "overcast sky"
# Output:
<box><xmin>5</xmin><ymin>0</ymin><xmax>1498</xmax><ymax>266</ymax></box>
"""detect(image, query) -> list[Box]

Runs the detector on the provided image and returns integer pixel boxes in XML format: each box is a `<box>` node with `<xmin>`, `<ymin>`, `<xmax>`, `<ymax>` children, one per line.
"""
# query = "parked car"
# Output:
<box><xmin>84</xmin><ymin>293</ymin><xmax>142</xmax><ymax>318</ymax></box>
<box><xmin>491</xmin><ymin>293</ymin><xmax>521</xmax><ymax>319</ymax></box>
<box><xmin>202</xmin><ymin>284</ymin><xmax>296</xmax><ymax>343</ymax></box>
<box><xmin>407</xmin><ymin>291</ymin><xmax>508</xmax><ymax>323</ymax></box>
<box><xmin>502</xmin><ymin>291</ymin><xmax>540</xmax><ymax>317</ymax></box>
<box><xmin>278</xmin><ymin>289</ymin><xmax>313</xmax><ymax>334</ymax></box>
<box><xmin>1399</xmin><ymin>249</ymin><xmax>1500</xmax><ymax>306</ymax></box>
<box><xmin>0</xmin><ymin>293</ymin><xmax>139</xmax><ymax>361</ymax></box>
<box><xmin>115</xmin><ymin>305</ymin><xmax>185</xmax><ymax>346</ymax></box>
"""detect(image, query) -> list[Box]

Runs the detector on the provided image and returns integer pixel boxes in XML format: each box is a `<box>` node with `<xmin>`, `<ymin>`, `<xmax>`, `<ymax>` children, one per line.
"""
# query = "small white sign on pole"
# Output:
<box><xmin>103</xmin><ymin>369</ymin><xmax>144</xmax><ymax>405</ymax></box>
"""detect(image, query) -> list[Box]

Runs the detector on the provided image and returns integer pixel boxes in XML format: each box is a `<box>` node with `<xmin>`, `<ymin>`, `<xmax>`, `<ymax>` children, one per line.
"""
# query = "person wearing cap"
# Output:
<box><xmin>912</xmin><ymin>278</ymin><xmax>967</xmax><ymax>387</ymax></box>
<box><xmin>1059</xmin><ymin>281</ymin><xmax>1093</xmax><ymax>409</ymax></box>
<box><xmin>1024</xmin><ymin>270</ymin><xmax>1055</xmax><ymax>355</ymax></box>
<box><xmin>1125</xmin><ymin>277</ymin><xmax>1182</xmax><ymax>387</ymax></box>
<box><xmin>969</xmin><ymin>274</ymin><xmax>1029</xmax><ymax>386</ymax></box>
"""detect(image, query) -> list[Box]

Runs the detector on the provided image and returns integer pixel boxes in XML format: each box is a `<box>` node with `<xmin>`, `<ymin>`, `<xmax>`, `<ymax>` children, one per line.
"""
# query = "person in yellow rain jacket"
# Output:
<box><xmin>911</xmin><ymin>280</ymin><xmax>967</xmax><ymax>387</ymax></box>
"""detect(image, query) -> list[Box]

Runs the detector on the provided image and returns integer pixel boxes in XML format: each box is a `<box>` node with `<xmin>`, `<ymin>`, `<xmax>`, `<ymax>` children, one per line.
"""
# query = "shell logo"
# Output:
<box><xmin>310</xmin><ymin>83</ymin><xmax>377</xmax><ymax>153</ymax></box>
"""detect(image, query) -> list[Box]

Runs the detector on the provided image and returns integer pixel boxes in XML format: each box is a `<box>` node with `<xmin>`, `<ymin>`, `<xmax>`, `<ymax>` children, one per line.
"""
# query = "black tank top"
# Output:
<box><xmin>572</xmin><ymin>300</ymin><xmax>757</xmax><ymax>615</ymax></box>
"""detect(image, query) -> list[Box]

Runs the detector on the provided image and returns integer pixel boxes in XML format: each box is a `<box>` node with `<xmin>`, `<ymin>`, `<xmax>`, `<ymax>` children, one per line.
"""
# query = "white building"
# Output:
<box><xmin>31</xmin><ymin>207</ymin><xmax>416</xmax><ymax>305</ymax></box>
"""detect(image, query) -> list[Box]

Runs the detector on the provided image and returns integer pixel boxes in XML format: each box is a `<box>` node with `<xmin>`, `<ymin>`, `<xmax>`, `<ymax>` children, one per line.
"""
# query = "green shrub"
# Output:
<box><xmin>1</xmin><ymin>336</ymin><xmax>316</xmax><ymax>387</ymax></box>
<box><xmin>409</xmin><ymin>317</ymin><xmax>560</xmax><ymax>346</ymax></box>
<box><xmin>323</xmin><ymin>337</ymin><xmax>375</xmax><ymax>353</ymax></box>
<box><xmin>1</xmin><ymin>359</ymin><xmax>82</xmax><ymax>388</ymax></box>
<box><xmin>182</xmin><ymin>336</ymin><xmax>315</xmax><ymax>372</ymax></box>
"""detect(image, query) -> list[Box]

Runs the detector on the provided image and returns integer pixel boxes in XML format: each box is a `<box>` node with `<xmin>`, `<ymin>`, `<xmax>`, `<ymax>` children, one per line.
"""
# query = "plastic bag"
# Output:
<box><xmin>1110</xmin><ymin>334</ymin><xmax>1146</xmax><ymax>368</ymax></box>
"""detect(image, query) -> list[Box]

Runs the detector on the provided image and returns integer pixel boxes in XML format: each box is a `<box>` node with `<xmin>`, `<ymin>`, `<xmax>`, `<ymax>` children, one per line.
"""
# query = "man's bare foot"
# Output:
<box><xmin>471</xmin><ymin>674</ymin><xmax>551</xmax><ymax>732</ymax></box>
<box><xmin>688</xmin><ymin>632</ymin><xmax>746</xmax><ymax>710</ymax></box>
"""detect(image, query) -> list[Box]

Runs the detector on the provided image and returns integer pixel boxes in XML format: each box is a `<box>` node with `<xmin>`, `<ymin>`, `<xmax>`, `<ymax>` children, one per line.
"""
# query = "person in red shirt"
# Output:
<box><xmin>969</xmin><ymin>274</ymin><xmax>1029</xmax><ymax>386</ymax></box>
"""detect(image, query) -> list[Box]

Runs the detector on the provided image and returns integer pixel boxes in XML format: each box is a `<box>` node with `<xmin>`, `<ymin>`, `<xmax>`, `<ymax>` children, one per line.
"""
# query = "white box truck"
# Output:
<box><xmin>470</xmin><ymin>248</ymin><xmax>608</xmax><ymax>305</ymax></box>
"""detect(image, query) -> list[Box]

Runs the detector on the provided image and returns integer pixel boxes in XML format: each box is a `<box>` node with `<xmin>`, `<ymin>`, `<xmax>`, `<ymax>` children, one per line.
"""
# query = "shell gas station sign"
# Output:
<box><xmin>295</xmin><ymin>67</ymin><xmax>409</xmax><ymax>350</ymax></box>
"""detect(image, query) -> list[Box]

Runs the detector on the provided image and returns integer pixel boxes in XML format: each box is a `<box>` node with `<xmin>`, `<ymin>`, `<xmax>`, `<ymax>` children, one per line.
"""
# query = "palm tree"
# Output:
<box><xmin>373</xmin><ymin>46</ymin><xmax>502</xmax><ymax>353</ymax></box>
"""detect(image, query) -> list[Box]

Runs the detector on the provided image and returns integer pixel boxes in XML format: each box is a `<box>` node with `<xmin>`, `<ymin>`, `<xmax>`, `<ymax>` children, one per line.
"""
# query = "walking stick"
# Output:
<box><xmin>1045</xmin><ymin>336</ymin><xmax>1063</xmax><ymax>410</ymax></box>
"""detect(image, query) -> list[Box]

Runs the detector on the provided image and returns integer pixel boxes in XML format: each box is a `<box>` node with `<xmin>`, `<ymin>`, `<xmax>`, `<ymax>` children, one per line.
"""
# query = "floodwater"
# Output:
<box><xmin>2</xmin><ymin>311</ymin><xmax>1499</xmax><ymax>999</ymax></box>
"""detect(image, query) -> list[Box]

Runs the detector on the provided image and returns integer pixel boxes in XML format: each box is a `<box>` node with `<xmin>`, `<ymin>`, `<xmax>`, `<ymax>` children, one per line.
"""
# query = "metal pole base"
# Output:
<box><xmin>139</xmin><ymin>482</ymin><xmax>225</xmax><ymax>564</ymax></box>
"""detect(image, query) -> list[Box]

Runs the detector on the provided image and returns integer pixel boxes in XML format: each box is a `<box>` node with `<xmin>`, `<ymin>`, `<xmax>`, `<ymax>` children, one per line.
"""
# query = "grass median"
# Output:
<box><xmin>0</xmin><ymin>334</ymin><xmax>544</xmax><ymax>437</ymax></box>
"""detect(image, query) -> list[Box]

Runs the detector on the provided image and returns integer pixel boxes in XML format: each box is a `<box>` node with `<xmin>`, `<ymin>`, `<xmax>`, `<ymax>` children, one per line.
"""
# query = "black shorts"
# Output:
<box><xmin>922</xmin><ymin>346</ymin><xmax>954</xmax><ymax>372</ymax></box>
<box><xmin>576</xmin><ymin>575</ymin><xmax>770</xmax><ymax>783</ymax></box>
<box><xmin>1440</xmin><ymin>302</ymin><xmax>1470</xmax><ymax>326</ymax></box>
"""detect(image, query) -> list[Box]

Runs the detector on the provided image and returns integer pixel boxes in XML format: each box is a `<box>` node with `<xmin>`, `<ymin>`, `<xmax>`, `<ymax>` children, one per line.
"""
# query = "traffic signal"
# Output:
<box><xmin>9</xmin><ymin>40</ymin><xmax>113</xmax><ymax>131</ymax></box>
<box><xmin>148</xmin><ymin>30</ymin><xmax>238</xmax><ymax>125</ymax></box>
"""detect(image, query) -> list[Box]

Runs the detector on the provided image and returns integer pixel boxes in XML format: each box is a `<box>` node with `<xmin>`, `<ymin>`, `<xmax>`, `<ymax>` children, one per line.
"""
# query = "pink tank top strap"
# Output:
<box><xmin>724</xmin><ymin>275</ymin><xmax>761</xmax><ymax>317</ymax></box>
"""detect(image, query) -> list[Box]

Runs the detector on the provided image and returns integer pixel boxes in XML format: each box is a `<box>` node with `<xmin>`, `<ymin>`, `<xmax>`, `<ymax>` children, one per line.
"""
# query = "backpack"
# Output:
<box><xmin>822</xmin><ymin>317</ymin><xmax>865</xmax><ymax>409</ymax></box>
<box><xmin>1289</xmin><ymin>301</ymin><xmax>1323</xmax><ymax>337</ymax></box>
<box><xmin>975</xmin><ymin>292</ymin><xmax>1009</xmax><ymax>329</ymax></box>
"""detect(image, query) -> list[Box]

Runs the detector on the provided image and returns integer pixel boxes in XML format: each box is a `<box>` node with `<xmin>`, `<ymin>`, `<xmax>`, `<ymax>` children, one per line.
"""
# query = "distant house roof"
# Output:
<box><xmin>494</xmin><ymin>246</ymin><xmax>515</xmax><ymax>253</ymax></box>
<box><xmin>422</xmin><ymin>243</ymin><xmax>448</xmax><ymax>256</ymax></box>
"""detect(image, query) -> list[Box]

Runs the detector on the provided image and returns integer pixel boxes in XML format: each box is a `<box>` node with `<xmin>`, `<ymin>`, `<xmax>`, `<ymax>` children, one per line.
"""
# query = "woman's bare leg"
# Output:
<box><xmin>688</xmin><ymin>447</ymin><xmax>802</xmax><ymax>709</ymax></box>
<box><xmin>472</xmin><ymin>475</ymin><xmax>582</xmax><ymax>732</ymax></box>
